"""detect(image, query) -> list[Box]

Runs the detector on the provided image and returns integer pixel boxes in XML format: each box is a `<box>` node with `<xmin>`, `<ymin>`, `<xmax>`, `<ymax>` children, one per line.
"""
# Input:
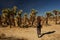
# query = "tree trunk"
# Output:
<box><xmin>46</xmin><ymin>17</ymin><xmax>48</xmax><ymax>25</ymax></box>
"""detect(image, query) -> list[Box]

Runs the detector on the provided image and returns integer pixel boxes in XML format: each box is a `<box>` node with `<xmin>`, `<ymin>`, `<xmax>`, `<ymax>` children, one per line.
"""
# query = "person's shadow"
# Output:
<box><xmin>39</xmin><ymin>31</ymin><xmax>56</xmax><ymax>38</ymax></box>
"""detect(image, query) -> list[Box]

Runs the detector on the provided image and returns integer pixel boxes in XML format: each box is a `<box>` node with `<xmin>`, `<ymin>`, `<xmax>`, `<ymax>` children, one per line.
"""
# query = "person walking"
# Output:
<box><xmin>37</xmin><ymin>16</ymin><xmax>42</xmax><ymax>38</ymax></box>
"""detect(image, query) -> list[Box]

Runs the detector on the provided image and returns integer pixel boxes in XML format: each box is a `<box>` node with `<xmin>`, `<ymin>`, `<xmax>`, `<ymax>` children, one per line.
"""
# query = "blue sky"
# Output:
<box><xmin>0</xmin><ymin>0</ymin><xmax>60</xmax><ymax>16</ymax></box>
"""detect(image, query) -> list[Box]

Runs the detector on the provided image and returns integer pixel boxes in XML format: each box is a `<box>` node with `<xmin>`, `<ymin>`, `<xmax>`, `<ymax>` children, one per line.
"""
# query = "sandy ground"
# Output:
<box><xmin>0</xmin><ymin>22</ymin><xmax>60</xmax><ymax>40</ymax></box>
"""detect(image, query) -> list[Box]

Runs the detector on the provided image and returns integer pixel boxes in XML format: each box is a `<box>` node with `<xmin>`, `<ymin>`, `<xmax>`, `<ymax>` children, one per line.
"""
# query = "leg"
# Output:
<box><xmin>37</xmin><ymin>28</ymin><xmax>41</xmax><ymax>38</ymax></box>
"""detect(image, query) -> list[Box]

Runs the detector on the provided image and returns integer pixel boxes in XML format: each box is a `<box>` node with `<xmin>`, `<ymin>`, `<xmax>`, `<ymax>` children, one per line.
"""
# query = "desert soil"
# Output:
<box><xmin>0</xmin><ymin>23</ymin><xmax>60</xmax><ymax>40</ymax></box>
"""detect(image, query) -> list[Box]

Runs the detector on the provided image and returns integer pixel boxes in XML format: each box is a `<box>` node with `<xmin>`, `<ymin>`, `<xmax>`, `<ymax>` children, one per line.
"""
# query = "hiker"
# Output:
<box><xmin>37</xmin><ymin>16</ymin><xmax>42</xmax><ymax>38</ymax></box>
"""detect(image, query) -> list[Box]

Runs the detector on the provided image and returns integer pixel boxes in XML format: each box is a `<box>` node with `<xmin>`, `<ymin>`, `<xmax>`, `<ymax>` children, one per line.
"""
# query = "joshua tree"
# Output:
<box><xmin>53</xmin><ymin>10</ymin><xmax>58</xmax><ymax>24</ymax></box>
<box><xmin>30</xmin><ymin>9</ymin><xmax>37</xmax><ymax>26</ymax></box>
<box><xmin>8</xmin><ymin>6</ymin><xmax>17</xmax><ymax>28</ymax></box>
<box><xmin>46</xmin><ymin>12</ymin><xmax>53</xmax><ymax>25</ymax></box>
<box><xmin>22</xmin><ymin>13</ymin><xmax>29</xmax><ymax>28</ymax></box>
<box><xmin>17</xmin><ymin>10</ymin><xmax>23</xmax><ymax>27</ymax></box>
<box><xmin>12</xmin><ymin>6</ymin><xmax>17</xmax><ymax>15</ymax></box>
<box><xmin>18</xmin><ymin>9</ymin><xmax>23</xmax><ymax>15</ymax></box>
<box><xmin>29</xmin><ymin>13</ymin><xmax>33</xmax><ymax>26</ymax></box>
<box><xmin>1</xmin><ymin>8</ymin><xmax>9</xmax><ymax>27</ymax></box>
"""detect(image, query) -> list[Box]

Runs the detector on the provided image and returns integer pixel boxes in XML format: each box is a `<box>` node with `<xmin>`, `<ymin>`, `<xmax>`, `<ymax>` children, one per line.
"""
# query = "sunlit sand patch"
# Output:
<box><xmin>0</xmin><ymin>24</ymin><xmax>60</xmax><ymax>40</ymax></box>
